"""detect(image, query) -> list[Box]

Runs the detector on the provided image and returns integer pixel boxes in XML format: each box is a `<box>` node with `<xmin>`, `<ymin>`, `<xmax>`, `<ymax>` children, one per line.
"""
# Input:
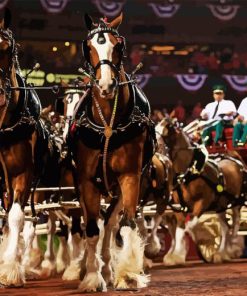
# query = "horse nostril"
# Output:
<box><xmin>110</xmin><ymin>78</ymin><xmax>117</xmax><ymax>89</ymax></box>
<box><xmin>95</xmin><ymin>79</ymin><xmax>100</xmax><ymax>85</ymax></box>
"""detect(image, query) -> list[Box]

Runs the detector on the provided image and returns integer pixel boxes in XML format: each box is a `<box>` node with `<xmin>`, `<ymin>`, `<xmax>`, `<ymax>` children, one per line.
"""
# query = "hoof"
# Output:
<box><xmin>102</xmin><ymin>266</ymin><xmax>113</xmax><ymax>287</ymax></box>
<box><xmin>163</xmin><ymin>253</ymin><xmax>186</xmax><ymax>266</ymax></box>
<box><xmin>143</xmin><ymin>256</ymin><xmax>153</xmax><ymax>269</ymax></box>
<box><xmin>0</xmin><ymin>262</ymin><xmax>25</xmax><ymax>288</ymax></box>
<box><xmin>145</xmin><ymin>235</ymin><xmax>161</xmax><ymax>258</ymax></box>
<box><xmin>25</xmin><ymin>268</ymin><xmax>42</xmax><ymax>280</ymax></box>
<box><xmin>78</xmin><ymin>272</ymin><xmax>107</xmax><ymax>292</ymax></box>
<box><xmin>62</xmin><ymin>263</ymin><xmax>80</xmax><ymax>281</ymax></box>
<box><xmin>213</xmin><ymin>252</ymin><xmax>231</xmax><ymax>263</ymax></box>
<box><xmin>40</xmin><ymin>259</ymin><xmax>56</xmax><ymax>278</ymax></box>
<box><xmin>114</xmin><ymin>273</ymin><xmax>149</xmax><ymax>290</ymax></box>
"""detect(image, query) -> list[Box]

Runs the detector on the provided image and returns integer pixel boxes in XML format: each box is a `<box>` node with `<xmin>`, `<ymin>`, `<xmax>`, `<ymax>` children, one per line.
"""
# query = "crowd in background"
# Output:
<box><xmin>18</xmin><ymin>42</ymin><xmax>247</xmax><ymax>76</ymax></box>
<box><xmin>129</xmin><ymin>45</ymin><xmax>247</xmax><ymax>76</ymax></box>
<box><xmin>151</xmin><ymin>100</ymin><xmax>202</xmax><ymax>125</ymax></box>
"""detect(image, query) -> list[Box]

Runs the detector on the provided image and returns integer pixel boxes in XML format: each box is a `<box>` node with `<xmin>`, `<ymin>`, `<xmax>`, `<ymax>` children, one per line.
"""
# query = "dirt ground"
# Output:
<box><xmin>0</xmin><ymin>260</ymin><xmax>247</xmax><ymax>296</ymax></box>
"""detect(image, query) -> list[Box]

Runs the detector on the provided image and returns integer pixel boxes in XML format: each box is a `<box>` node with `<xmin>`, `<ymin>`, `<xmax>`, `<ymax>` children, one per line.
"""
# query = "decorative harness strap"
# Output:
<box><xmin>93</xmin><ymin>89</ymin><xmax>119</xmax><ymax>198</ymax></box>
<box><xmin>171</xmin><ymin>146</ymin><xmax>225</xmax><ymax>212</ymax></box>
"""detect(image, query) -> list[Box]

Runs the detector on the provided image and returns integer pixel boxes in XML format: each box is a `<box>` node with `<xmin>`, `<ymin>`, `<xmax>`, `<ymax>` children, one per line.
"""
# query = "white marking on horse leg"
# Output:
<box><xmin>145</xmin><ymin>214</ymin><xmax>162</xmax><ymax>257</ymax></box>
<box><xmin>165</xmin><ymin>215</ymin><xmax>177</xmax><ymax>256</ymax></box>
<box><xmin>185</xmin><ymin>216</ymin><xmax>199</xmax><ymax>241</ymax></box>
<box><xmin>62</xmin><ymin>233</ymin><xmax>86</xmax><ymax>281</ymax></box>
<box><xmin>22</xmin><ymin>221</ymin><xmax>35</xmax><ymax>267</ymax></box>
<box><xmin>163</xmin><ymin>227</ymin><xmax>187</xmax><ymax>266</ymax></box>
<box><xmin>56</xmin><ymin>236</ymin><xmax>70</xmax><ymax>274</ymax></box>
<box><xmin>41</xmin><ymin>212</ymin><xmax>56</xmax><ymax>277</ymax></box>
<box><xmin>212</xmin><ymin>213</ymin><xmax>231</xmax><ymax>263</ymax></box>
<box><xmin>101</xmin><ymin>198</ymin><xmax>122</xmax><ymax>286</ymax></box>
<box><xmin>78</xmin><ymin>233</ymin><xmax>107</xmax><ymax>292</ymax></box>
<box><xmin>0</xmin><ymin>203</ymin><xmax>25</xmax><ymax>287</ymax></box>
<box><xmin>113</xmin><ymin>226</ymin><xmax>150</xmax><ymax>289</ymax></box>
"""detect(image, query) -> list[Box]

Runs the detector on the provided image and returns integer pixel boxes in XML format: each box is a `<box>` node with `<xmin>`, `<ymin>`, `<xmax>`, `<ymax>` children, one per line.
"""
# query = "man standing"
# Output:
<box><xmin>233</xmin><ymin>97</ymin><xmax>247</xmax><ymax>146</ymax></box>
<box><xmin>200</xmin><ymin>84</ymin><xmax>237</xmax><ymax>145</ymax></box>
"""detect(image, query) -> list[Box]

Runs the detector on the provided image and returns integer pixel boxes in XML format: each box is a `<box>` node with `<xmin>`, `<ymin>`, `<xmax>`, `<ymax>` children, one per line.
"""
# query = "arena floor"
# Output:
<box><xmin>0</xmin><ymin>260</ymin><xmax>247</xmax><ymax>296</ymax></box>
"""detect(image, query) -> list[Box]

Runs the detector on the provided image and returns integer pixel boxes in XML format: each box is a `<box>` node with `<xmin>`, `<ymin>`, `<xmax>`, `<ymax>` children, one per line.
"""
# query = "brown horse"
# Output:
<box><xmin>0</xmin><ymin>10</ymin><xmax>45</xmax><ymax>287</ymax></box>
<box><xmin>69</xmin><ymin>14</ymin><xmax>155</xmax><ymax>291</ymax></box>
<box><xmin>156</xmin><ymin>118</ymin><xmax>247</xmax><ymax>265</ymax></box>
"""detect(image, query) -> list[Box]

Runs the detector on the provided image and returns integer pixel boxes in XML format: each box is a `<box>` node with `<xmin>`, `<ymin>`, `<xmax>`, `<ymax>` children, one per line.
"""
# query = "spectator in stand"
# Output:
<box><xmin>207</xmin><ymin>52</ymin><xmax>219</xmax><ymax>72</ymax></box>
<box><xmin>130</xmin><ymin>45</ymin><xmax>144</xmax><ymax>67</ymax></box>
<box><xmin>192</xmin><ymin>102</ymin><xmax>202</xmax><ymax>120</ymax></box>
<box><xmin>200</xmin><ymin>84</ymin><xmax>237</xmax><ymax>145</ymax></box>
<box><xmin>170</xmin><ymin>100</ymin><xmax>186</xmax><ymax>123</ymax></box>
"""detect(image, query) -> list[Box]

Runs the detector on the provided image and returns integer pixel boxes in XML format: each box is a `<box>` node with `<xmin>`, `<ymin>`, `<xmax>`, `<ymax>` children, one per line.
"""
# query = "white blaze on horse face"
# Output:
<box><xmin>91</xmin><ymin>33</ymin><xmax>114</xmax><ymax>97</ymax></box>
<box><xmin>63</xmin><ymin>93</ymin><xmax>80</xmax><ymax>141</ymax></box>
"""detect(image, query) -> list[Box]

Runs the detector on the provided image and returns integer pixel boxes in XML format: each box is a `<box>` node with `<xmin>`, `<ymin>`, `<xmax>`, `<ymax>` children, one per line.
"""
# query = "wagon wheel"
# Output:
<box><xmin>192</xmin><ymin>214</ymin><xmax>222</xmax><ymax>263</ymax></box>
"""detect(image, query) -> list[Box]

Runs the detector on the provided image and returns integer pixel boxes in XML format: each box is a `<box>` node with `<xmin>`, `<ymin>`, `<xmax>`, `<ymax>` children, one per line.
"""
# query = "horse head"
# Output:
<box><xmin>82</xmin><ymin>13</ymin><xmax>125</xmax><ymax>99</ymax></box>
<box><xmin>155</xmin><ymin>117</ymin><xmax>180</xmax><ymax>139</ymax></box>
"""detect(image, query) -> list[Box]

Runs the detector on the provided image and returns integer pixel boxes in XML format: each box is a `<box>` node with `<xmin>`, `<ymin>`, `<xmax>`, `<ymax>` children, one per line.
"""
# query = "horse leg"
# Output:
<box><xmin>78</xmin><ymin>181</ymin><xmax>106</xmax><ymax>292</ymax></box>
<box><xmin>226</xmin><ymin>206</ymin><xmax>243</xmax><ymax>259</ymax></box>
<box><xmin>40</xmin><ymin>211</ymin><xmax>57</xmax><ymax>277</ymax></box>
<box><xmin>213</xmin><ymin>212</ymin><xmax>231</xmax><ymax>263</ymax></box>
<box><xmin>56</xmin><ymin>221</ymin><xmax>70</xmax><ymax>274</ymax></box>
<box><xmin>22</xmin><ymin>220</ymin><xmax>42</xmax><ymax>280</ymax></box>
<box><xmin>145</xmin><ymin>212</ymin><xmax>163</xmax><ymax>258</ymax></box>
<box><xmin>63</xmin><ymin>216</ymin><xmax>86</xmax><ymax>281</ymax></box>
<box><xmin>136</xmin><ymin>210</ymin><xmax>153</xmax><ymax>269</ymax></box>
<box><xmin>101</xmin><ymin>197</ymin><xmax>123</xmax><ymax>286</ymax></box>
<box><xmin>0</xmin><ymin>169</ymin><xmax>33</xmax><ymax>287</ymax></box>
<box><xmin>113</xmin><ymin>173</ymin><xmax>149</xmax><ymax>289</ymax></box>
<box><xmin>162</xmin><ymin>213</ymin><xmax>176</xmax><ymax>259</ymax></box>
<box><xmin>163</xmin><ymin>212</ymin><xmax>187</xmax><ymax>266</ymax></box>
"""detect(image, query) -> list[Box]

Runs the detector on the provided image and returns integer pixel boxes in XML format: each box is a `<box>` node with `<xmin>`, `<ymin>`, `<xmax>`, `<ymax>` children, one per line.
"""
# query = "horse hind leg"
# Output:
<box><xmin>145</xmin><ymin>213</ymin><xmax>163</xmax><ymax>258</ymax></box>
<box><xmin>113</xmin><ymin>174</ymin><xmax>149</xmax><ymax>290</ymax></box>
<box><xmin>163</xmin><ymin>212</ymin><xmax>187</xmax><ymax>266</ymax></box>
<box><xmin>40</xmin><ymin>211</ymin><xmax>57</xmax><ymax>278</ymax></box>
<box><xmin>56</xmin><ymin>221</ymin><xmax>70</xmax><ymax>274</ymax></box>
<box><xmin>63</xmin><ymin>216</ymin><xmax>86</xmax><ymax>281</ymax></box>
<box><xmin>22</xmin><ymin>221</ymin><xmax>42</xmax><ymax>280</ymax></box>
<box><xmin>78</xmin><ymin>182</ymin><xmax>106</xmax><ymax>292</ymax></box>
<box><xmin>212</xmin><ymin>212</ymin><xmax>231</xmax><ymax>263</ymax></box>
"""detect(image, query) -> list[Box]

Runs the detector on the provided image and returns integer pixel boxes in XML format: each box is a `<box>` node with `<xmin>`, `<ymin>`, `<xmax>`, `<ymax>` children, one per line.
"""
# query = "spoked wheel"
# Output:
<box><xmin>192</xmin><ymin>214</ymin><xmax>222</xmax><ymax>263</ymax></box>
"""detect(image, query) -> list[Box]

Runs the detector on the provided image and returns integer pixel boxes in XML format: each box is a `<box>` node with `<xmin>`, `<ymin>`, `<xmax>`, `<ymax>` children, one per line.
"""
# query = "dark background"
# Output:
<box><xmin>2</xmin><ymin>0</ymin><xmax>247</xmax><ymax>111</ymax></box>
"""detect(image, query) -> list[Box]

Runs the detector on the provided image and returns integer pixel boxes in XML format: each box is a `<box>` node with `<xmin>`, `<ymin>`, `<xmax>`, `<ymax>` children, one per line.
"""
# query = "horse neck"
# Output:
<box><xmin>92</xmin><ymin>66</ymin><xmax>130</xmax><ymax>125</ymax></box>
<box><xmin>10</xmin><ymin>66</ymin><xmax>19</xmax><ymax>106</ymax></box>
<box><xmin>169</xmin><ymin>130</ymin><xmax>194</xmax><ymax>173</ymax></box>
<box><xmin>2</xmin><ymin>65</ymin><xmax>19</xmax><ymax>125</ymax></box>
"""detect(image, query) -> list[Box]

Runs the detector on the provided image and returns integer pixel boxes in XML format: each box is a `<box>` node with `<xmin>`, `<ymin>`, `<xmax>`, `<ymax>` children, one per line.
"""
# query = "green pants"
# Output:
<box><xmin>202</xmin><ymin>121</ymin><xmax>224</xmax><ymax>145</ymax></box>
<box><xmin>233</xmin><ymin>122</ymin><xmax>247</xmax><ymax>146</ymax></box>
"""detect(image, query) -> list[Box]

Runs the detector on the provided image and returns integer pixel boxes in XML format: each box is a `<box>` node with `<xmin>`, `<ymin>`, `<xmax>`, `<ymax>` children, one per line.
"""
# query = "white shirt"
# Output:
<box><xmin>201</xmin><ymin>99</ymin><xmax>236</xmax><ymax>120</ymax></box>
<box><xmin>237</xmin><ymin>97</ymin><xmax>247</xmax><ymax>120</ymax></box>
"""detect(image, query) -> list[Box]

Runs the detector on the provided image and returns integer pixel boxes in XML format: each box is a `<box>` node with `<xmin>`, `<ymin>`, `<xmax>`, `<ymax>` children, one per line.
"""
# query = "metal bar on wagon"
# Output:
<box><xmin>31</xmin><ymin>187</ymin><xmax>75</xmax><ymax>192</ymax></box>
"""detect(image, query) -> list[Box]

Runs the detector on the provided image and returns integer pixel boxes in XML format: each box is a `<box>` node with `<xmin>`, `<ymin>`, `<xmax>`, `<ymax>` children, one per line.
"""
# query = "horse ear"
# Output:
<box><xmin>84</xmin><ymin>13</ymin><xmax>93</xmax><ymax>31</ymax></box>
<box><xmin>109</xmin><ymin>13</ymin><xmax>123</xmax><ymax>29</ymax></box>
<box><xmin>3</xmin><ymin>8</ymin><xmax>11</xmax><ymax>29</ymax></box>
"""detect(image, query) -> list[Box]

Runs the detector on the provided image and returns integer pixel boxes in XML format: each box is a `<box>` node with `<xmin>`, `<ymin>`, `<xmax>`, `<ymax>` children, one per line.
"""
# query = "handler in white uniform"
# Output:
<box><xmin>200</xmin><ymin>84</ymin><xmax>237</xmax><ymax>145</ymax></box>
<box><xmin>233</xmin><ymin>97</ymin><xmax>247</xmax><ymax>146</ymax></box>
